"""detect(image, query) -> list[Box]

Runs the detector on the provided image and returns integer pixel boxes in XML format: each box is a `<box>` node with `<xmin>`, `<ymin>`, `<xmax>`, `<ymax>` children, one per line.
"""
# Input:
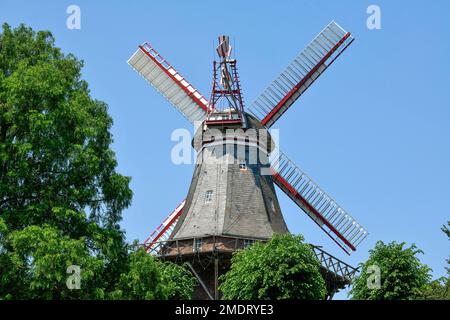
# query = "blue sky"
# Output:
<box><xmin>1</xmin><ymin>1</ymin><xmax>449</xmax><ymax>299</ymax></box>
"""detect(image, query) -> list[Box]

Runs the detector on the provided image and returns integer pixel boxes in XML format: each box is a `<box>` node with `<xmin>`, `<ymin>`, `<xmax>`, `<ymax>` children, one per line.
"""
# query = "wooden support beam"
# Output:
<box><xmin>214</xmin><ymin>258</ymin><xmax>219</xmax><ymax>300</ymax></box>
<box><xmin>186</xmin><ymin>262</ymin><xmax>214</xmax><ymax>300</ymax></box>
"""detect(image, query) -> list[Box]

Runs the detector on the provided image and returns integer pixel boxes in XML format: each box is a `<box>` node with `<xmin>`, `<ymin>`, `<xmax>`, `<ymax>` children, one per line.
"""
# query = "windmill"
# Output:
<box><xmin>127</xmin><ymin>21</ymin><xmax>368</xmax><ymax>300</ymax></box>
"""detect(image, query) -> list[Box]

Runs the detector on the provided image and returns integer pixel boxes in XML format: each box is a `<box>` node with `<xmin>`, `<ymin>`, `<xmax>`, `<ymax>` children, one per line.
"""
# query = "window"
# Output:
<box><xmin>193</xmin><ymin>238</ymin><xmax>202</xmax><ymax>252</ymax></box>
<box><xmin>239</xmin><ymin>160</ymin><xmax>247</xmax><ymax>171</ymax></box>
<box><xmin>244</xmin><ymin>239</ymin><xmax>255</xmax><ymax>248</ymax></box>
<box><xmin>205</xmin><ymin>190</ymin><xmax>213</xmax><ymax>203</ymax></box>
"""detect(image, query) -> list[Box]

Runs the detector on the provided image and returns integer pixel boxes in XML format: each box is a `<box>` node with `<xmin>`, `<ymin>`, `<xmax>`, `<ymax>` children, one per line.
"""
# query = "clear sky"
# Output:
<box><xmin>1</xmin><ymin>0</ymin><xmax>449</xmax><ymax>299</ymax></box>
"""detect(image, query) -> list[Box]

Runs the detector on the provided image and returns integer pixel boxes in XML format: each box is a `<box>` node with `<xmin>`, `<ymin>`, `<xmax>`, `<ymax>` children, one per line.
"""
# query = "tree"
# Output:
<box><xmin>219</xmin><ymin>234</ymin><xmax>326</xmax><ymax>300</ymax></box>
<box><xmin>349</xmin><ymin>241</ymin><xmax>432</xmax><ymax>300</ymax></box>
<box><xmin>110</xmin><ymin>247</ymin><xmax>196</xmax><ymax>300</ymax></box>
<box><xmin>3</xmin><ymin>224</ymin><xmax>105</xmax><ymax>299</ymax></box>
<box><xmin>0</xmin><ymin>23</ymin><xmax>199</xmax><ymax>300</ymax></box>
<box><xmin>159</xmin><ymin>261</ymin><xmax>198</xmax><ymax>299</ymax></box>
<box><xmin>111</xmin><ymin>249</ymin><xmax>165</xmax><ymax>300</ymax></box>
<box><xmin>419</xmin><ymin>222</ymin><xmax>450</xmax><ymax>300</ymax></box>
<box><xmin>442</xmin><ymin>221</ymin><xmax>450</xmax><ymax>272</ymax></box>
<box><xmin>420</xmin><ymin>277</ymin><xmax>449</xmax><ymax>300</ymax></box>
<box><xmin>0</xmin><ymin>23</ymin><xmax>132</xmax><ymax>299</ymax></box>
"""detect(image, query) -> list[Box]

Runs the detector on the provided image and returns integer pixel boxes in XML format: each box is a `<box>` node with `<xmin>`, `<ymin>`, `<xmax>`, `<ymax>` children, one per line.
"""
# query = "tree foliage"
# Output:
<box><xmin>0</xmin><ymin>22</ymin><xmax>133</xmax><ymax>299</ymax></box>
<box><xmin>110</xmin><ymin>248</ymin><xmax>196</xmax><ymax>300</ymax></box>
<box><xmin>0</xmin><ymin>23</ymin><xmax>194</xmax><ymax>300</ymax></box>
<box><xmin>0</xmin><ymin>22</ymin><xmax>133</xmax><ymax>230</ymax></box>
<box><xmin>419</xmin><ymin>221</ymin><xmax>450</xmax><ymax>300</ymax></box>
<box><xmin>349</xmin><ymin>241</ymin><xmax>432</xmax><ymax>300</ymax></box>
<box><xmin>442</xmin><ymin>221</ymin><xmax>450</xmax><ymax>272</ymax></box>
<box><xmin>3</xmin><ymin>224</ymin><xmax>105</xmax><ymax>299</ymax></box>
<box><xmin>159</xmin><ymin>260</ymin><xmax>198</xmax><ymax>299</ymax></box>
<box><xmin>419</xmin><ymin>277</ymin><xmax>449</xmax><ymax>300</ymax></box>
<box><xmin>111</xmin><ymin>249</ymin><xmax>164</xmax><ymax>300</ymax></box>
<box><xmin>219</xmin><ymin>234</ymin><xmax>326</xmax><ymax>300</ymax></box>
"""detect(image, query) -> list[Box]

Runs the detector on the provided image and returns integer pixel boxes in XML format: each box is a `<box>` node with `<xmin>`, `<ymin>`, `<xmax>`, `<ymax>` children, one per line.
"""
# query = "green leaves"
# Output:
<box><xmin>0</xmin><ymin>23</ymin><xmax>198</xmax><ymax>300</ymax></box>
<box><xmin>219</xmin><ymin>234</ymin><xmax>326</xmax><ymax>300</ymax></box>
<box><xmin>111</xmin><ymin>249</ymin><xmax>197</xmax><ymax>300</ymax></box>
<box><xmin>442</xmin><ymin>221</ymin><xmax>450</xmax><ymax>274</ymax></box>
<box><xmin>349</xmin><ymin>241</ymin><xmax>432</xmax><ymax>300</ymax></box>
<box><xmin>1</xmin><ymin>224</ymin><xmax>104</xmax><ymax>299</ymax></box>
<box><xmin>0</xmin><ymin>23</ymin><xmax>132</xmax><ymax>299</ymax></box>
<box><xmin>113</xmin><ymin>249</ymin><xmax>163</xmax><ymax>300</ymax></box>
<box><xmin>159</xmin><ymin>262</ymin><xmax>198</xmax><ymax>300</ymax></box>
<box><xmin>419</xmin><ymin>277</ymin><xmax>450</xmax><ymax>300</ymax></box>
<box><xmin>418</xmin><ymin>222</ymin><xmax>450</xmax><ymax>300</ymax></box>
<box><xmin>0</xmin><ymin>23</ymin><xmax>132</xmax><ymax>231</ymax></box>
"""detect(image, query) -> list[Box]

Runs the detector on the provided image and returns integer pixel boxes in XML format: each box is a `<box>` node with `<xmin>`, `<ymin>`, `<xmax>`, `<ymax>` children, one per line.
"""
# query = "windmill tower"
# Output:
<box><xmin>171</xmin><ymin>36</ymin><xmax>289</xmax><ymax>243</ymax></box>
<box><xmin>128</xmin><ymin>21</ymin><xmax>368</xmax><ymax>299</ymax></box>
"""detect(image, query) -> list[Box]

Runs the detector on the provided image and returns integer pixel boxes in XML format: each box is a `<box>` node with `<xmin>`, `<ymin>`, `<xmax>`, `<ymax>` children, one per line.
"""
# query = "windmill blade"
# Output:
<box><xmin>270</xmin><ymin>149</ymin><xmax>368</xmax><ymax>254</ymax></box>
<box><xmin>143</xmin><ymin>200</ymin><xmax>185</xmax><ymax>254</ymax></box>
<box><xmin>128</xmin><ymin>43</ymin><xmax>208</xmax><ymax>124</ymax></box>
<box><xmin>248</xmin><ymin>21</ymin><xmax>354</xmax><ymax>128</ymax></box>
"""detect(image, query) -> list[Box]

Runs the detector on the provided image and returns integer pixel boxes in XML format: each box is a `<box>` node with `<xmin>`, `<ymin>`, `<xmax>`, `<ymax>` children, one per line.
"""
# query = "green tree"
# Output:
<box><xmin>349</xmin><ymin>241</ymin><xmax>432</xmax><ymax>300</ymax></box>
<box><xmin>0</xmin><ymin>23</ymin><xmax>197</xmax><ymax>300</ymax></box>
<box><xmin>0</xmin><ymin>23</ymin><xmax>132</xmax><ymax>299</ymax></box>
<box><xmin>419</xmin><ymin>222</ymin><xmax>450</xmax><ymax>300</ymax></box>
<box><xmin>442</xmin><ymin>221</ymin><xmax>450</xmax><ymax>272</ymax></box>
<box><xmin>110</xmin><ymin>248</ymin><xmax>196</xmax><ymax>300</ymax></box>
<box><xmin>159</xmin><ymin>261</ymin><xmax>198</xmax><ymax>299</ymax></box>
<box><xmin>219</xmin><ymin>234</ymin><xmax>326</xmax><ymax>300</ymax></box>
<box><xmin>420</xmin><ymin>277</ymin><xmax>449</xmax><ymax>300</ymax></box>
<box><xmin>3</xmin><ymin>224</ymin><xmax>105</xmax><ymax>299</ymax></box>
<box><xmin>111</xmin><ymin>249</ymin><xmax>165</xmax><ymax>300</ymax></box>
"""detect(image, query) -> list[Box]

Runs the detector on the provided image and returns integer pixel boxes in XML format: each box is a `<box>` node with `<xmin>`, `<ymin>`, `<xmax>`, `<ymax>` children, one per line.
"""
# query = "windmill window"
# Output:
<box><xmin>244</xmin><ymin>239</ymin><xmax>255</xmax><ymax>248</ymax></box>
<box><xmin>205</xmin><ymin>190</ymin><xmax>213</xmax><ymax>203</ymax></box>
<box><xmin>193</xmin><ymin>238</ymin><xmax>203</xmax><ymax>252</ymax></box>
<box><xmin>239</xmin><ymin>160</ymin><xmax>247</xmax><ymax>171</ymax></box>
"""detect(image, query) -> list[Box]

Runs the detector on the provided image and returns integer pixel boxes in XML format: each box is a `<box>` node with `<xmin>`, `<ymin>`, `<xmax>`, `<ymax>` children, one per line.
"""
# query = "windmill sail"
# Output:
<box><xmin>130</xmin><ymin>25</ymin><xmax>365</xmax><ymax>299</ymax></box>
<box><xmin>128</xmin><ymin>43</ymin><xmax>209</xmax><ymax>124</ymax></box>
<box><xmin>270</xmin><ymin>149</ymin><xmax>368</xmax><ymax>254</ymax></box>
<box><xmin>143</xmin><ymin>200</ymin><xmax>185</xmax><ymax>254</ymax></box>
<box><xmin>247</xmin><ymin>21</ymin><xmax>354</xmax><ymax>128</ymax></box>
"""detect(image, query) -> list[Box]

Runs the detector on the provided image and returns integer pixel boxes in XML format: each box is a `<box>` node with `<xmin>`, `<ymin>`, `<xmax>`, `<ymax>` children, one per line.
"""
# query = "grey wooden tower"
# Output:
<box><xmin>128</xmin><ymin>22</ymin><xmax>369</xmax><ymax>299</ymax></box>
<box><xmin>171</xmin><ymin>114</ymin><xmax>289</xmax><ymax>242</ymax></box>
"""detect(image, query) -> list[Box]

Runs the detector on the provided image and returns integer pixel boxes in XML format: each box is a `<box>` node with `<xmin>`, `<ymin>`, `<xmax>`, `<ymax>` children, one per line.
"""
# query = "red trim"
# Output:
<box><xmin>214</xmin><ymin>90</ymin><xmax>241</xmax><ymax>94</ymax></box>
<box><xmin>261</xmin><ymin>33</ymin><xmax>351</xmax><ymax>126</ymax></box>
<box><xmin>271</xmin><ymin>169</ymin><xmax>355</xmax><ymax>253</ymax></box>
<box><xmin>205</xmin><ymin>119</ymin><xmax>242</xmax><ymax>125</ymax></box>
<box><xmin>138</xmin><ymin>45</ymin><xmax>208</xmax><ymax>112</ymax></box>
<box><xmin>144</xmin><ymin>203</ymin><xmax>185</xmax><ymax>252</ymax></box>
